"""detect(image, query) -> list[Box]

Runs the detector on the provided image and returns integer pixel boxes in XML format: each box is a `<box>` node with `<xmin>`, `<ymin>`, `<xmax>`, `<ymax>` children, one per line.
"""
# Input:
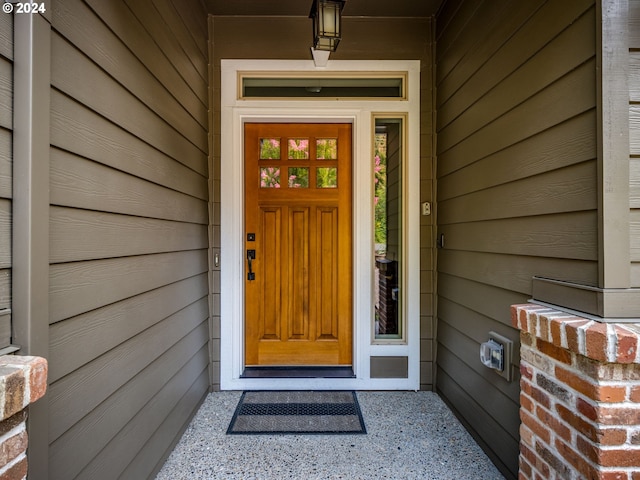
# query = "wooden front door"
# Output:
<box><xmin>244</xmin><ymin>123</ymin><xmax>352</xmax><ymax>366</ymax></box>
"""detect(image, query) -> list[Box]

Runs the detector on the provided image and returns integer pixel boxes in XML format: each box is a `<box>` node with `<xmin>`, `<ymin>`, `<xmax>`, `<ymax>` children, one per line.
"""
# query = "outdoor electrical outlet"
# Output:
<box><xmin>421</xmin><ymin>202</ymin><xmax>431</xmax><ymax>216</ymax></box>
<box><xmin>480</xmin><ymin>331</ymin><xmax>513</xmax><ymax>382</ymax></box>
<box><xmin>480</xmin><ymin>339</ymin><xmax>503</xmax><ymax>371</ymax></box>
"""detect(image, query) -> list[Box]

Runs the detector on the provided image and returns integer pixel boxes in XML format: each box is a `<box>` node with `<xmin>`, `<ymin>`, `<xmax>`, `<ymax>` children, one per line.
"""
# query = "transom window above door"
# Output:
<box><xmin>240</xmin><ymin>73</ymin><xmax>407</xmax><ymax>99</ymax></box>
<box><xmin>257</xmin><ymin>137</ymin><xmax>339</xmax><ymax>189</ymax></box>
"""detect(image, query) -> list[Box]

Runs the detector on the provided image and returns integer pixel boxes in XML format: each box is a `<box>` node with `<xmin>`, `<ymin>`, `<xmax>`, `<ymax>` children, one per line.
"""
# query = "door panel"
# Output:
<box><xmin>260</xmin><ymin>207</ymin><xmax>281</xmax><ymax>340</ymax></box>
<box><xmin>288</xmin><ymin>206</ymin><xmax>309</xmax><ymax>340</ymax></box>
<box><xmin>244</xmin><ymin>123</ymin><xmax>352</xmax><ymax>366</ymax></box>
<box><xmin>317</xmin><ymin>206</ymin><xmax>339</xmax><ymax>340</ymax></box>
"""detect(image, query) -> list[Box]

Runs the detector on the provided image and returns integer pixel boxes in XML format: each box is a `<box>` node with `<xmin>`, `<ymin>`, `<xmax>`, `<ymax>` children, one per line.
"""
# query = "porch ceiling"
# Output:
<box><xmin>206</xmin><ymin>0</ymin><xmax>444</xmax><ymax>17</ymax></box>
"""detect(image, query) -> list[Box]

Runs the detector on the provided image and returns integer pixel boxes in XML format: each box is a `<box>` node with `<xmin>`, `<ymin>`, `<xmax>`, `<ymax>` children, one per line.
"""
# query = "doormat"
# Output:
<box><xmin>226</xmin><ymin>391</ymin><xmax>366</xmax><ymax>435</ymax></box>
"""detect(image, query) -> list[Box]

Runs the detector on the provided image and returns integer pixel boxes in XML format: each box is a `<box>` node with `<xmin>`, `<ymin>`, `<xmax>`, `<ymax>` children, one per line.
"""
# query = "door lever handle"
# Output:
<box><xmin>247</xmin><ymin>250</ymin><xmax>256</xmax><ymax>281</ymax></box>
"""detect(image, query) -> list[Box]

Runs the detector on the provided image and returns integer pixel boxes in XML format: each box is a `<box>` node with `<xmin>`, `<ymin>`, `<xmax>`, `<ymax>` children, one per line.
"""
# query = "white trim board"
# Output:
<box><xmin>219</xmin><ymin>59</ymin><xmax>421</xmax><ymax>390</ymax></box>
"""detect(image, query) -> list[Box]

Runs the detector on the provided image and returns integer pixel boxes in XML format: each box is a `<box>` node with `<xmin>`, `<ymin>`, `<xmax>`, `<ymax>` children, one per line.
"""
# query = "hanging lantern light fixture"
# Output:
<box><xmin>309</xmin><ymin>0</ymin><xmax>345</xmax><ymax>52</ymax></box>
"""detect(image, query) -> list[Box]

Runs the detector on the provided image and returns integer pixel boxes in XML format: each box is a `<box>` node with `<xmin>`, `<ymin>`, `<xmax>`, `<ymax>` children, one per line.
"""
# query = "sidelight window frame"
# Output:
<box><xmin>372</xmin><ymin>114</ymin><xmax>408</xmax><ymax>343</ymax></box>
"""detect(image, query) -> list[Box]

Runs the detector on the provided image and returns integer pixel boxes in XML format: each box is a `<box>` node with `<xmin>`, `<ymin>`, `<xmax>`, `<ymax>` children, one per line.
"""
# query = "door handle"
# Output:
<box><xmin>247</xmin><ymin>250</ymin><xmax>256</xmax><ymax>281</ymax></box>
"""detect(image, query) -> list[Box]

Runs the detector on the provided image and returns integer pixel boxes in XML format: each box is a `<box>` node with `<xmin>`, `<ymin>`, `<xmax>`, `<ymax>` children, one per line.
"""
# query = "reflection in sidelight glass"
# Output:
<box><xmin>374</xmin><ymin>118</ymin><xmax>403</xmax><ymax>340</ymax></box>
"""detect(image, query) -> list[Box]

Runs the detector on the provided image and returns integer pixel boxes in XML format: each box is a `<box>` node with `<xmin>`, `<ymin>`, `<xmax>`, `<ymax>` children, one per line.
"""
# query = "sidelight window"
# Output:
<box><xmin>373</xmin><ymin>117</ymin><xmax>405</xmax><ymax>341</ymax></box>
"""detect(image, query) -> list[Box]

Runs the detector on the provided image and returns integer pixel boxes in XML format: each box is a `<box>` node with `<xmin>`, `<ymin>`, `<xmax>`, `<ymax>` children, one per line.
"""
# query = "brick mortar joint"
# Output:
<box><xmin>512</xmin><ymin>304</ymin><xmax>640</xmax><ymax>364</ymax></box>
<box><xmin>0</xmin><ymin>355</ymin><xmax>48</xmax><ymax>422</ymax></box>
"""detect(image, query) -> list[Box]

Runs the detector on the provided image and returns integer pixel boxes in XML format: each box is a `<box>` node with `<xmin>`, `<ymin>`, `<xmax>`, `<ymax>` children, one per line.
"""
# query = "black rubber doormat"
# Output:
<box><xmin>226</xmin><ymin>391</ymin><xmax>366</xmax><ymax>435</ymax></box>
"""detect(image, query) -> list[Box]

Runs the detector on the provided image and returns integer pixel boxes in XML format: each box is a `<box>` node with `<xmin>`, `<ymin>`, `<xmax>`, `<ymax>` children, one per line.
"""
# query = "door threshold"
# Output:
<box><xmin>241</xmin><ymin>366</ymin><xmax>355</xmax><ymax>379</ymax></box>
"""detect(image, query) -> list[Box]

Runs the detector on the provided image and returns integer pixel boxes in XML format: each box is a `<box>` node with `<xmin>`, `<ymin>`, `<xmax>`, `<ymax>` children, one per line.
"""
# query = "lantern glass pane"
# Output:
<box><xmin>321</xmin><ymin>4</ymin><xmax>338</xmax><ymax>35</ymax></box>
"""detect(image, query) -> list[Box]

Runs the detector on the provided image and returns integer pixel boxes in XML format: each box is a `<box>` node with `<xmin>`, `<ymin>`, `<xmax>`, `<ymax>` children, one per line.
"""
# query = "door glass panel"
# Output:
<box><xmin>316</xmin><ymin>138</ymin><xmax>337</xmax><ymax>159</ymax></box>
<box><xmin>374</xmin><ymin>118</ymin><xmax>403</xmax><ymax>340</ymax></box>
<box><xmin>316</xmin><ymin>167</ymin><xmax>337</xmax><ymax>188</ymax></box>
<box><xmin>260</xmin><ymin>138</ymin><xmax>281</xmax><ymax>159</ymax></box>
<box><xmin>288</xmin><ymin>138</ymin><xmax>309</xmax><ymax>159</ymax></box>
<box><xmin>288</xmin><ymin>167</ymin><xmax>309</xmax><ymax>188</ymax></box>
<box><xmin>260</xmin><ymin>167</ymin><xmax>281</xmax><ymax>188</ymax></box>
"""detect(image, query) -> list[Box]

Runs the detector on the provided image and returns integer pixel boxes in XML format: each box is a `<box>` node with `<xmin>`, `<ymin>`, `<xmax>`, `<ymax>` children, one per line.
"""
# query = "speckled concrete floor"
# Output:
<box><xmin>155</xmin><ymin>391</ymin><xmax>505</xmax><ymax>480</ymax></box>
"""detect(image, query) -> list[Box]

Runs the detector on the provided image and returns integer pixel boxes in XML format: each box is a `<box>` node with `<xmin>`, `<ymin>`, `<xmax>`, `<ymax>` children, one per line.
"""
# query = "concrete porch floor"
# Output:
<box><xmin>155</xmin><ymin>391</ymin><xmax>505</xmax><ymax>479</ymax></box>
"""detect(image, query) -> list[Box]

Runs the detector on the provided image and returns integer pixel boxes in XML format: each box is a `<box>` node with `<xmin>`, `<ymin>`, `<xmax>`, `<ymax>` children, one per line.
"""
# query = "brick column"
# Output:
<box><xmin>512</xmin><ymin>304</ymin><xmax>640</xmax><ymax>480</ymax></box>
<box><xmin>0</xmin><ymin>356</ymin><xmax>47</xmax><ymax>480</ymax></box>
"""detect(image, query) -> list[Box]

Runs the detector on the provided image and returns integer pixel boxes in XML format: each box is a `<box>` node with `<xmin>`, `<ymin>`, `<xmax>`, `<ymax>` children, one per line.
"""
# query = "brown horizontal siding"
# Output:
<box><xmin>632</xmin><ymin>0</ymin><xmax>640</xmax><ymax>48</ymax></box>
<box><xmin>49</xmin><ymin>147</ymin><xmax>207</xmax><ymax>223</ymax></box>
<box><xmin>437</xmin><ymin>0</ymin><xmax>593</xmax><ymax>127</ymax></box>
<box><xmin>48</xmin><ymin>0</ymin><xmax>209</xmax><ymax>478</ymax></box>
<box><xmin>118</xmin><ymin>365</ymin><xmax>209</xmax><ymax>479</ymax></box>
<box><xmin>0</xmin><ymin>199</ymin><xmax>8</xmax><ymax>268</ymax></box>
<box><xmin>49</xmin><ymin>304</ymin><xmax>208</xmax><ymax>441</ymax></box>
<box><xmin>0</xmin><ymin>57</ymin><xmax>11</xmax><ymax>130</ymax></box>
<box><xmin>438</xmin><ymin>58</ymin><xmax>597</xmax><ymax>177</ymax></box>
<box><xmin>0</xmin><ymin>11</ymin><xmax>9</xmax><ymax>349</ymax></box>
<box><xmin>50</xmin><ymin>207</ymin><xmax>208</xmax><ymax>263</ymax></box>
<box><xmin>0</xmin><ymin>13</ymin><xmax>11</xmax><ymax>61</ymax></box>
<box><xmin>420</xmin><ymin>47</ymin><xmax>435</xmax><ymax>390</ymax></box>
<box><xmin>439</xmin><ymin>161</ymin><xmax>597</xmax><ymax>224</ymax></box>
<box><xmin>438</xmin><ymin>273</ymin><xmax>528</xmax><ymax>325</ymax></box>
<box><xmin>49</xmin><ymin>324</ymin><xmax>209</xmax><ymax>479</ymax></box>
<box><xmin>631</xmin><ymin>263</ymin><xmax>640</xmax><ymax>286</ymax></box>
<box><xmin>48</xmin><ymin>273</ymin><xmax>208</xmax><ymax>382</ymax></box>
<box><xmin>438</xmin><ymin>318</ymin><xmax>521</xmax><ymax>430</ymax></box>
<box><xmin>51</xmin><ymin>33</ymin><xmax>206</xmax><ymax>174</ymax></box>
<box><xmin>630</xmin><ymin>0</ymin><xmax>640</xmax><ymax>285</ymax></box>
<box><xmin>439</xmin><ymin>212</ymin><xmax>597</xmax><ymax>260</ymax></box>
<box><xmin>435</xmin><ymin>0</ymin><xmax>597</xmax><ymax>477</ymax></box>
<box><xmin>632</xmin><ymin>105</ymin><xmax>640</xmax><ymax>155</ymax></box>
<box><xmin>50</xmin><ymin>91</ymin><xmax>207</xmax><ymax>201</ymax></box>
<box><xmin>0</xmin><ymin>129</ymin><xmax>10</xmax><ymax>199</ymax></box>
<box><xmin>437</xmin><ymin>110</ymin><xmax>596</xmax><ymax>201</ymax></box>
<box><xmin>436</xmin><ymin>365</ymin><xmax>521</xmax><ymax>472</ymax></box>
<box><xmin>632</xmin><ymin>52</ymin><xmax>640</xmax><ymax>101</ymax></box>
<box><xmin>0</xmin><ymin>270</ymin><xmax>9</xmax><ymax>312</ymax></box>
<box><xmin>49</xmin><ymin>250</ymin><xmax>207</xmax><ymax>323</ymax></box>
<box><xmin>72</xmin><ymin>0</ymin><xmax>207</xmax><ymax>119</ymax></box>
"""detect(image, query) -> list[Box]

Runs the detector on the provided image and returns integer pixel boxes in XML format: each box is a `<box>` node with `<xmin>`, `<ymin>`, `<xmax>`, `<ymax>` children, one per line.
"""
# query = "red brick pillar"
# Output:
<box><xmin>512</xmin><ymin>304</ymin><xmax>640</xmax><ymax>480</ymax></box>
<box><xmin>0</xmin><ymin>356</ymin><xmax>47</xmax><ymax>480</ymax></box>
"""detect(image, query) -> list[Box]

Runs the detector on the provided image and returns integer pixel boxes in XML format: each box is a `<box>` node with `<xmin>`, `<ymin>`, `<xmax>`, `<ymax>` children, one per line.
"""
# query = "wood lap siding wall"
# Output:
<box><xmin>0</xmin><ymin>12</ymin><xmax>11</xmax><ymax>348</ymax></box>
<box><xmin>435</xmin><ymin>0</ymin><xmax>598</xmax><ymax>477</ymax></box>
<box><xmin>631</xmin><ymin>0</ymin><xmax>640</xmax><ymax>285</ymax></box>
<box><xmin>48</xmin><ymin>0</ymin><xmax>210</xmax><ymax>478</ymax></box>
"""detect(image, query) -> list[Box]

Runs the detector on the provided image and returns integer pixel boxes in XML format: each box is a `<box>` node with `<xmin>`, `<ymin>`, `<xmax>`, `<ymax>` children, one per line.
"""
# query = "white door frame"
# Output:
<box><xmin>219</xmin><ymin>59</ymin><xmax>420</xmax><ymax>390</ymax></box>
